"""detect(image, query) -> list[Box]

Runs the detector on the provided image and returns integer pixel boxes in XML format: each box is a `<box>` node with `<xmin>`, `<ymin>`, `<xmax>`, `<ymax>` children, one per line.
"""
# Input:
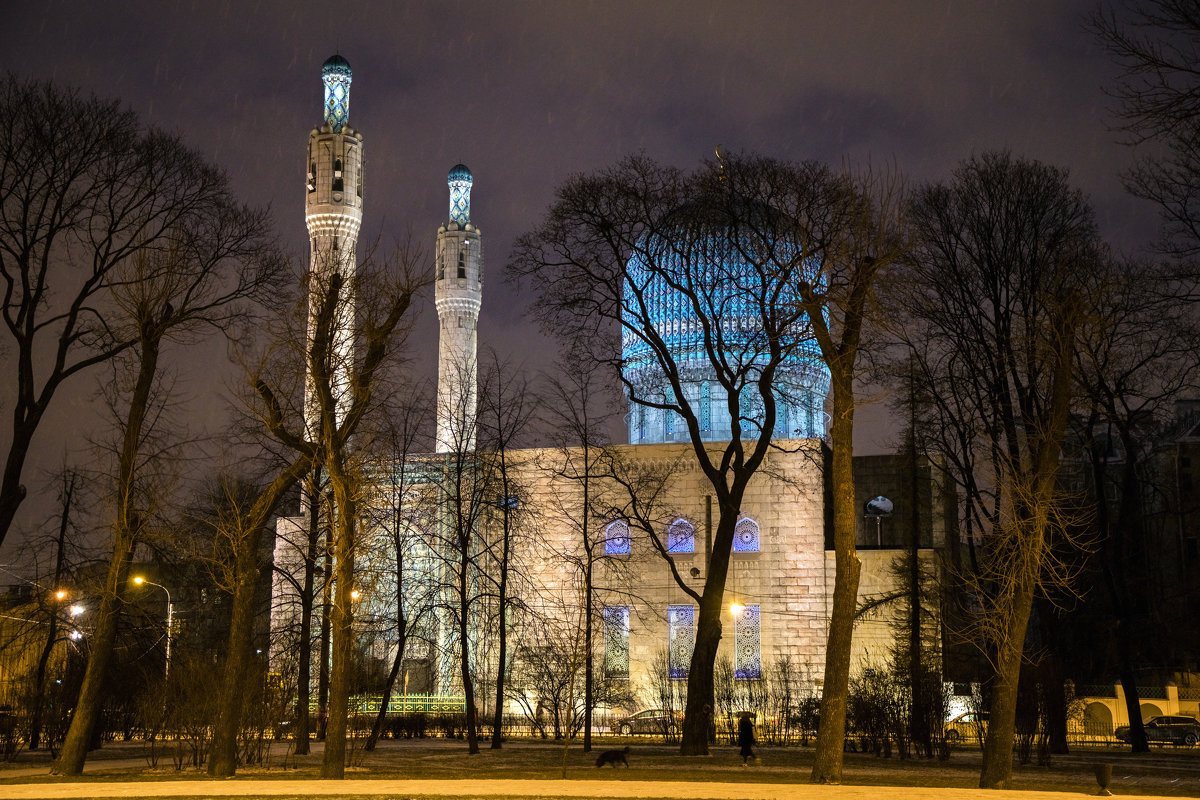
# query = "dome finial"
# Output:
<box><xmin>321</xmin><ymin>55</ymin><xmax>353</xmax><ymax>132</ymax></box>
<box><xmin>448</xmin><ymin>164</ymin><xmax>473</xmax><ymax>225</ymax></box>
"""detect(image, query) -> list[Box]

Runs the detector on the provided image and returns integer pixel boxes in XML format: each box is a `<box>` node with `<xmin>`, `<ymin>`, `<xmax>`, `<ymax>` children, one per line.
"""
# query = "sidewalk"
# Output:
<box><xmin>0</xmin><ymin>778</ymin><xmax>1171</xmax><ymax>800</ymax></box>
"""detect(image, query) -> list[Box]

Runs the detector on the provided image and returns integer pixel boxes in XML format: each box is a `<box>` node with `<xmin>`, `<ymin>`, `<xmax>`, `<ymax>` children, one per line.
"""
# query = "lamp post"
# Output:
<box><xmin>133</xmin><ymin>576</ymin><xmax>173</xmax><ymax>678</ymax></box>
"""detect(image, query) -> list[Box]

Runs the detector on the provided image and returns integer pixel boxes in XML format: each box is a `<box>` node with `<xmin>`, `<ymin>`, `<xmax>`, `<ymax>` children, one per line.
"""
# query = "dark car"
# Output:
<box><xmin>1115</xmin><ymin>715</ymin><xmax>1200</xmax><ymax>746</ymax></box>
<box><xmin>614</xmin><ymin>708</ymin><xmax>680</xmax><ymax>736</ymax></box>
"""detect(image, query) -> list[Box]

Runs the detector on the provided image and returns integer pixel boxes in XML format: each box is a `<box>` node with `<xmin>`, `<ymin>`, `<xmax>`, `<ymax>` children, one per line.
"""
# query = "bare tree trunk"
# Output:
<box><xmin>583</xmin><ymin>556</ymin><xmax>594</xmax><ymax>752</ymax></box>
<box><xmin>317</xmin><ymin>534</ymin><xmax>333</xmax><ymax>740</ymax></box>
<box><xmin>907</xmin><ymin>421</ymin><xmax>930</xmax><ymax>757</ymax></box>
<box><xmin>459</xmin><ymin>539</ymin><xmax>480</xmax><ymax>755</ymax></box>
<box><xmin>681</xmin><ymin>506</ymin><xmax>738</xmax><ymax>755</ymax></box>
<box><xmin>365</xmin><ymin>627</ymin><xmax>405</xmax><ymax>751</ymax></box>
<box><xmin>53</xmin><ymin>331</ymin><xmax>163</xmax><ymax>776</ymax></box>
<box><xmin>208</xmin><ymin>521</ymin><xmax>264</xmax><ymax>776</ymax></box>
<box><xmin>292</xmin><ymin>474</ymin><xmax>322</xmax><ymax>756</ymax></box>
<box><xmin>812</xmin><ymin>369</ymin><xmax>861</xmax><ymax>783</ymax></box>
<box><xmin>320</xmin><ymin>464</ymin><xmax>357</xmax><ymax>779</ymax></box>
<box><xmin>31</xmin><ymin>472</ymin><xmax>75</xmax><ymax>751</ymax></box>
<box><xmin>490</xmin><ymin>559</ymin><xmax>509</xmax><ymax>750</ymax></box>
<box><xmin>979</xmin><ymin>573</ymin><xmax>1036</xmax><ymax>788</ymax></box>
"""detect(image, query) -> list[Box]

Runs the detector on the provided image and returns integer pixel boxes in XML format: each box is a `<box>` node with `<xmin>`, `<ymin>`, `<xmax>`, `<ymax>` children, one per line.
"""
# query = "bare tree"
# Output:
<box><xmin>1072</xmin><ymin>258</ymin><xmax>1200</xmax><ymax>752</ymax></box>
<box><xmin>269</xmin><ymin>463</ymin><xmax>327</xmax><ymax>755</ymax></box>
<box><xmin>511</xmin><ymin>152</ymin><xmax>858</xmax><ymax>755</ymax></box>
<box><xmin>430</xmin><ymin>353</ymin><xmax>493</xmax><ymax>755</ymax></box>
<box><xmin>475</xmin><ymin>353</ymin><xmax>538</xmax><ymax>750</ymax></box>
<box><xmin>361</xmin><ymin>387</ymin><xmax>437</xmax><ymax>751</ymax></box>
<box><xmin>539</xmin><ymin>341</ymin><xmax>621</xmax><ymax>751</ymax></box>
<box><xmin>206</xmin><ymin>246</ymin><xmax>424</xmax><ymax>778</ymax></box>
<box><xmin>894</xmin><ymin>152</ymin><xmax>1102</xmax><ymax>789</ymax></box>
<box><xmin>1091</xmin><ymin>0</ymin><xmax>1200</xmax><ymax>259</ymax></box>
<box><xmin>25</xmin><ymin>470</ymin><xmax>83</xmax><ymax>752</ymax></box>
<box><xmin>0</xmin><ymin>75</ymin><xmax>263</xmax><ymax>551</ymax></box>
<box><xmin>787</xmin><ymin>165</ymin><xmax>907</xmax><ymax>784</ymax></box>
<box><xmin>52</xmin><ymin>166</ymin><xmax>280</xmax><ymax>776</ymax></box>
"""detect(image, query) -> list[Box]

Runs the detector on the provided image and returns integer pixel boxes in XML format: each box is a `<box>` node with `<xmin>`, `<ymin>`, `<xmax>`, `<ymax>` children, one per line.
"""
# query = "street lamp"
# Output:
<box><xmin>132</xmin><ymin>576</ymin><xmax>173</xmax><ymax>678</ymax></box>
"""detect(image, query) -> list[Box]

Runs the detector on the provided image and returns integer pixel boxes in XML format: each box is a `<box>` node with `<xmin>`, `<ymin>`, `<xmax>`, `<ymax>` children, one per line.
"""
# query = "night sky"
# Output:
<box><xmin>0</xmin><ymin>1</ymin><xmax>1162</xmax><ymax>557</ymax></box>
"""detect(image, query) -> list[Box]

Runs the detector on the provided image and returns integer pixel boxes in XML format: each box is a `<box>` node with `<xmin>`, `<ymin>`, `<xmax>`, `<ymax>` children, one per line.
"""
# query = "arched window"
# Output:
<box><xmin>308</xmin><ymin>161</ymin><xmax>316</xmax><ymax>192</ymax></box>
<box><xmin>436</xmin><ymin>251</ymin><xmax>444</xmax><ymax>281</ymax></box>
<box><xmin>605</xmin><ymin>520</ymin><xmax>631</xmax><ymax>555</ymax></box>
<box><xmin>333</xmin><ymin>158</ymin><xmax>344</xmax><ymax>192</ymax></box>
<box><xmin>700</xmin><ymin>382</ymin><xmax>711</xmax><ymax>433</ymax></box>
<box><xmin>666</xmin><ymin>518</ymin><xmax>694</xmax><ymax>553</ymax></box>
<box><xmin>733</xmin><ymin>517</ymin><xmax>760</xmax><ymax>552</ymax></box>
<box><xmin>664</xmin><ymin>392</ymin><xmax>674</xmax><ymax>438</ymax></box>
<box><xmin>457</xmin><ymin>250</ymin><xmax>466</xmax><ymax>278</ymax></box>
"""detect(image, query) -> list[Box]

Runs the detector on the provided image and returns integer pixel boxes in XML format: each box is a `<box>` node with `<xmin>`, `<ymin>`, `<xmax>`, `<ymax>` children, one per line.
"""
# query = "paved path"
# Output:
<box><xmin>0</xmin><ymin>779</ymin><xmax>1177</xmax><ymax>799</ymax></box>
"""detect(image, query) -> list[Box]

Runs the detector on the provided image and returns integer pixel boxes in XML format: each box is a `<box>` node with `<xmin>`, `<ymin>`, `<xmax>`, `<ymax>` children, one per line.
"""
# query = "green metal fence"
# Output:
<box><xmin>306</xmin><ymin>694</ymin><xmax>466</xmax><ymax>714</ymax></box>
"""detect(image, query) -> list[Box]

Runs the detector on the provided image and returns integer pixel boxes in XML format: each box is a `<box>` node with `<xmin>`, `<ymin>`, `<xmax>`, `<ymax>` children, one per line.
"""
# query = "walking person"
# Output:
<box><xmin>737</xmin><ymin>712</ymin><xmax>756</xmax><ymax>766</ymax></box>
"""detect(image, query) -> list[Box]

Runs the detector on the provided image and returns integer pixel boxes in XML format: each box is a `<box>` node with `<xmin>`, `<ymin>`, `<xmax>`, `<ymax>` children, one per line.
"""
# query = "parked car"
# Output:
<box><xmin>944</xmin><ymin>711</ymin><xmax>988</xmax><ymax>744</ymax></box>
<box><xmin>614</xmin><ymin>708</ymin><xmax>681</xmax><ymax>736</ymax></box>
<box><xmin>1115</xmin><ymin>715</ymin><xmax>1200</xmax><ymax>746</ymax></box>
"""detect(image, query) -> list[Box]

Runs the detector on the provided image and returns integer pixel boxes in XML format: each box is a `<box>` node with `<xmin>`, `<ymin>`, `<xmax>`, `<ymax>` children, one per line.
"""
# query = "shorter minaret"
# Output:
<box><xmin>435</xmin><ymin>165</ymin><xmax>482</xmax><ymax>453</ymax></box>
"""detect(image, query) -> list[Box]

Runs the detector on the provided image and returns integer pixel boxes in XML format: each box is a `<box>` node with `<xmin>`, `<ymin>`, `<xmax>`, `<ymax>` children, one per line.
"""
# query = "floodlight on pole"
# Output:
<box><xmin>132</xmin><ymin>576</ymin><xmax>173</xmax><ymax>678</ymax></box>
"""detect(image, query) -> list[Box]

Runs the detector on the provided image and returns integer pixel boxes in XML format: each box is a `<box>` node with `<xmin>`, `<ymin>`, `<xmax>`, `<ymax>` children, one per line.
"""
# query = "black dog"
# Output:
<box><xmin>595</xmin><ymin>745</ymin><xmax>630</xmax><ymax>768</ymax></box>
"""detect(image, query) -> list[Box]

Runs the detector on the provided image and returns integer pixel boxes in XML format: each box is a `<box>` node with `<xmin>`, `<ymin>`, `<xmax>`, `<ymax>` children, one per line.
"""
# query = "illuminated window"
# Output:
<box><xmin>733</xmin><ymin>518</ymin><xmax>760</xmax><ymax>552</ymax></box>
<box><xmin>734</xmin><ymin>604</ymin><xmax>761</xmax><ymax>679</ymax></box>
<box><xmin>457</xmin><ymin>251</ymin><xmax>466</xmax><ymax>279</ymax></box>
<box><xmin>604</xmin><ymin>606</ymin><xmax>630</xmax><ymax>679</ymax></box>
<box><xmin>668</xmin><ymin>605</ymin><xmax>695</xmax><ymax>680</ymax></box>
<box><xmin>605</xmin><ymin>520</ymin><xmax>630</xmax><ymax>556</ymax></box>
<box><xmin>700</xmin><ymin>382</ymin><xmax>711</xmax><ymax>432</ymax></box>
<box><xmin>333</xmin><ymin>159</ymin><xmax>344</xmax><ymax>192</ymax></box>
<box><xmin>666</xmin><ymin>519</ymin><xmax>694</xmax><ymax>554</ymax></box>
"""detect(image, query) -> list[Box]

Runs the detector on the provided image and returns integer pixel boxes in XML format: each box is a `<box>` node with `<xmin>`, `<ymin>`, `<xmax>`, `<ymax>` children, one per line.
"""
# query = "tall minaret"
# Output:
<box><xmin>305</xmin><ymin>55</ymin><xmax>363</xmax><ymax>433</ymax></box>
<box><xmin>435</xmin><ymin>165</ymin><xmax>482</xmax><ymax>453</ymax></box>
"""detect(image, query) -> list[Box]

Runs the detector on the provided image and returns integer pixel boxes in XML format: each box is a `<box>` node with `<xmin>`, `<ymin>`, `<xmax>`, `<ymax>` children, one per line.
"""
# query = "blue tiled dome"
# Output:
<box><xmin>622</xmin><ymin>199</ymin><xmax>829</xmax><ymax>444</ymax></box>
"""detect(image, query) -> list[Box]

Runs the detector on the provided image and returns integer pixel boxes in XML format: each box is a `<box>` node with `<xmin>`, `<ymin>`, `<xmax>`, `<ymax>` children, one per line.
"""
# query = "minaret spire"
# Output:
<box><xmin>322</xmin><ymin>54</ymin><xmax>353</xmax><ymax>132</ymax></box>
<box><xmin>435</xmin><ymin>165</ymin><xmax>483</xmax><ymax>454</ymax></box>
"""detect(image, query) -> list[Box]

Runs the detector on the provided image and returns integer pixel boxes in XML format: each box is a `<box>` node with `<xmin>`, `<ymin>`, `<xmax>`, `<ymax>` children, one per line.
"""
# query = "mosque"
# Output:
<box><xmin>270</xmin><ymin>57</ymin><xmax>952</xmax><ymax>718</ymax></box>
